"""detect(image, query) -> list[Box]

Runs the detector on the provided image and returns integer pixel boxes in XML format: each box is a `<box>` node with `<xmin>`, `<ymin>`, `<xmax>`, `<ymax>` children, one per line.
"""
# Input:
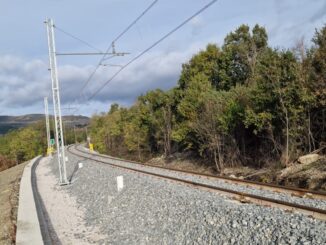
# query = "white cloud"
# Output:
<box><xmin>0</xmin><ymin>56</ymin><xmax>49</xmax><ymax>108</ymax></box>
<box><xmin>0</xmin><ymin>42</ymin><xmax>209</xmax><ymax>115</ymax></box>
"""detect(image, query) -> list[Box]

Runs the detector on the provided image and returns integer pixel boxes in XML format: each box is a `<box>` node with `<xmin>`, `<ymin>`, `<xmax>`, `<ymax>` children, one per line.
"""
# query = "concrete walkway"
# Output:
<box><xmin>16</xmin><ymin>156</ymin><xmax>43</xmax><ymax>245</ymax></box>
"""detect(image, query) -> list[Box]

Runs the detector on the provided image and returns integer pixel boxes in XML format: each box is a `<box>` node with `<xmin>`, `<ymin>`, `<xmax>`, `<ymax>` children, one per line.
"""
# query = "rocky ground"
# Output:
<box><xmin>0</xmin><ymin>161</ymin><xmax>28</xmax><ymax>245</ymax></box>
<box><xmin>38</xmin><ymin>148</ymin><xmax>326</xmax><ymax>244</ymax></box>
<box><xmin>277</xmin><ymin>157</ymin><xmax>326</xmax><ymax>191</ymax></box>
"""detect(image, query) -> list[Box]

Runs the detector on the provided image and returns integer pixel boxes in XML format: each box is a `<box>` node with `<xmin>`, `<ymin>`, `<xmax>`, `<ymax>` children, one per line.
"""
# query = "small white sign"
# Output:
<box><xmin>117</xmin><ymin>176</ymin><xmax>124</xmax><ymax>192</ymax></box>
<box><xmin>65</xmin><ymin>156</ymin><xmax>69</xmax><ymax>162</ymax></box>
<box><xmin>78</xmin><ymin>162</ymin><xmax>83</xmax><ymax>168</ymax></box>
<box><xmin>107</xmin><ymin>195</ymin><xmax>114</xmax><ymax>205</ymax></box>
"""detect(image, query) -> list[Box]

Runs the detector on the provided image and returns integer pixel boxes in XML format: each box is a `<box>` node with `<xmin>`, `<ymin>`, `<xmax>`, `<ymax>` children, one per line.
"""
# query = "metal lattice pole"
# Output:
<box><xmin>44</xmin><ymin>97</ymin><xmax>52</xmax><ymax>156</ymax></box>
<box><xmin>45</xmin><ymin>18</ymin><xmax>69</xmax><ymax>185</ymax></box>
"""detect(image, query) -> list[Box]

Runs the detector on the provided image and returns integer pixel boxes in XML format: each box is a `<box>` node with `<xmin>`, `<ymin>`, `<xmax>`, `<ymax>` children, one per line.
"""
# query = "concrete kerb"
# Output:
<box><xmin>16</xmin><ymin>156</ymin><xmax>43</xmax><ymax>245</ymax></box>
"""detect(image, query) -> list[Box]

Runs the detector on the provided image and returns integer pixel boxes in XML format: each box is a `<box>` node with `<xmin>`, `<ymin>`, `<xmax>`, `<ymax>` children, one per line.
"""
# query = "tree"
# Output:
<box><xmin>218</xmin><ymin>24</ymin><xmax>268</xmax><ymax>89</ymax></box>
<box><xmin>174</xmin><ymin>73</ymin><xmax>212</xmax><ymax>151</ymax></box>
<box><xmin>0</xmin><ymin>121</ymin><xmax>47</xmax><ymax>170</ymax></box>
<box><xmin>138</xmin><ymin>89</ymin><xmax>174</xmax><ymax>156</ymax></box>
<box><xmin>178</xmin><ymin>44</ymin><xmax>220</xmax><ymax>90</ymax></box>
<box><xmin>307</xmin><ymin>25</ymin><xmax>326</xmax><ymax>148</ymax></box>
<box><xmin>87</xmin><ymin>23</ymin><xmax>325</xmax><ymax>172</ymax></box>
<box><xmin>252</xmin><ymin>48</ymin><xmax>313</xmax><ymax>165</ymax></box>
<box><xmin>124</xmin><ymin>105</ymin><xmax>150</xmax><ymax>161</ymax></box>
<box><xmin>89</xmin><ymin>114</ymin><xmax>107</xmax><ymax>153</ymax></box>
<box><xmin>310</xmin><ymin>25</ymin><xmax>326</xmax><ymax>107</ymax></box>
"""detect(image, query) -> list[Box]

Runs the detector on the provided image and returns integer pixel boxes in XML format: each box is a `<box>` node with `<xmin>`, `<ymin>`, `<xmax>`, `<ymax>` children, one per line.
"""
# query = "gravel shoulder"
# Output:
<box><xmin>36</xmin><ymin>156</ymin><xmax>107</xmax><ymax>244</ymax></box>
<box><xmin>0</xmin><ymin>161</ymin><xmax>29</xmax><ymax>245</ymax></box>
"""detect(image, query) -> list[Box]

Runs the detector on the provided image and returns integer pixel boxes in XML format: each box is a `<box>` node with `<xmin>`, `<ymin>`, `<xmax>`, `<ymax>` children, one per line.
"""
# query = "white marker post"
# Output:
<box><xmin>78</xmin><ymin>162</ymin><xmax>83</xmax><ymax>169</ymax></box>
<box><xmin>117</xmin><ymin>176</ymin><xmax>124</xmax><ymax>192</ymax></box>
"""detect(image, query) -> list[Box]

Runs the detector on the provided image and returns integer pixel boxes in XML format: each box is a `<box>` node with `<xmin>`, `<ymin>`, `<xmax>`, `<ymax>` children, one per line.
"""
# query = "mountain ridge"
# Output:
<box><xmin>0</xmin><ymin>114</ymin><xmax>90</xmax><ymax>134</ymax></box>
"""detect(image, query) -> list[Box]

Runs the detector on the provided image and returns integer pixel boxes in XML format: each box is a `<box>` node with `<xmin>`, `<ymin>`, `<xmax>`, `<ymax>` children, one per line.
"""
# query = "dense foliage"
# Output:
<box><xmin>0</xmin><ymin>121</ymin><xmax>87</xmax><ymax>171</ymax></box>
<box><xmin>0</xmin><ymin>122</ymin><xmax>46</xmax><ymax>171</ymax></box>
<box><xmin>89</xmin><ymin>24</ymin><xmax>325</xmax><ymax>172</ymax></box>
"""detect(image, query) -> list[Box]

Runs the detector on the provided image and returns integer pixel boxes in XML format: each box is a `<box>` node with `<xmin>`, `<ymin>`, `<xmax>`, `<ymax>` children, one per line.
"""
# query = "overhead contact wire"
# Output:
<box><xmin>55</xmin><ymin>26</ymin><xmax>103</xmax><ymax>53</ymax></box>
<box><xmin>75</xmin><ymin>0</ymin><xmax>159</xmax><ymax>103</ymax></box>
<box><xmin>87</xmin><ymin>0</ymin><xmax>218</xmax><ymax>101</ymax></box>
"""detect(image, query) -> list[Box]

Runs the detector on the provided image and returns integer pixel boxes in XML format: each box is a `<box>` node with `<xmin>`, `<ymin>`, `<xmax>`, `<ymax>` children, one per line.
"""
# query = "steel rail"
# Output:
<box><xmin>67</xmin><ymin>145</ymin><xmax>326</xmax><ymax>221</ymax></box>
<box><xmin>72</xmin><ymin>144</ymin><xmax>326</xmax><ymax>201</ymax></box>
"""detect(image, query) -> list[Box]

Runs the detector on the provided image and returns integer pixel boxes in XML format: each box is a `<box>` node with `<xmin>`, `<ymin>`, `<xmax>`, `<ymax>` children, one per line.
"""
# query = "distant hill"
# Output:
<box><xmin>0</xmin><ymin>114</ymin><xmax>90</xmax><ymax>135</ymax></box>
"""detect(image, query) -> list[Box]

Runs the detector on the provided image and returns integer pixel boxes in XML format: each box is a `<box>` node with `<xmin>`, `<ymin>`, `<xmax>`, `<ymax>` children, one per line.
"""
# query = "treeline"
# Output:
<box><xmin>0</xmin><ymin>122</ymin><xmax>46</xmax><ymax>171</ymax></box>
<box><xmin>90</xmin><ymin>24</ymin><xmax>326</xmax><ymax>172</ymax></box>
<box><xmin>0</xmin><ymin>121</ymin><xmax>87</xmax><ymax>171</ymax></box>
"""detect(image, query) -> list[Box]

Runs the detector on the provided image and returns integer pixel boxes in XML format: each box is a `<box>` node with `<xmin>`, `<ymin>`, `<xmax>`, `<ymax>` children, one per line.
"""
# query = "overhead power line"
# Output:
<box><xmin>55</xmin><ymin>26</ymin><xmax>103</xmax><ymax>53</ymax></box>
<box><xmin>86</xmin><ymin>0</ymin><xmax>218</xmax><ymax>102</ymax></box>
<box><xmin>112</xmin><ymin>0</ymin><xmax>159</xmax><ymax>43</ymax></box>
<box><xmin>75</xmin><ymin>0</ymin><xmax>159</xmax><ymax>101</ymax></box>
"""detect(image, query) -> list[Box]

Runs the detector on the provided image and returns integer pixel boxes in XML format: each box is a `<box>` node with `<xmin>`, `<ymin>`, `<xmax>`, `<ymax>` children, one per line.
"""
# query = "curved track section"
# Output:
<box><xmin>68</xmin><ymin>145</ymin><xmax>326</xmax><ymax>221</ymax></box>
<box><xmin>70</xmin><ymin>145</ymin><xmax>326</xmax><ymax>200</ymax></box>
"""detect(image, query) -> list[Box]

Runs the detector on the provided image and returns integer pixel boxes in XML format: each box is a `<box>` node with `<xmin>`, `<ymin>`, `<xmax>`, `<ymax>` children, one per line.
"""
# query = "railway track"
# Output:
<box><xmin>67</xmin><ymin>144</ymin><xmax>326</xmax><ymax>221</ymax></box>
<box><xmin>69</xmin><ymin>144</ymin><xmax>326</xmax><ymax>200</ymax></box>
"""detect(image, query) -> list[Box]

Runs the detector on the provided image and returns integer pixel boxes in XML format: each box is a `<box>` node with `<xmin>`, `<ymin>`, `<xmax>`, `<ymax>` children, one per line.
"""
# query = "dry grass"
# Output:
<box><xmin>0</xmin><ymin>155</ymin><xmax>16</xmax><ymax>172</ymax></box>
<box><xmin>0</xmin><ymin>161</ymin><xmax>28</xmax><ymax>245</ymax></box>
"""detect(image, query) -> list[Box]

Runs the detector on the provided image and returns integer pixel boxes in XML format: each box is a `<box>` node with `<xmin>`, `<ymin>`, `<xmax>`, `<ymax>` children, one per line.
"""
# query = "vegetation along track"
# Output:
<box><xmin>67</xmin><ymin>144</ymin><xmax>326</xmax><ymax>221</ymax></box>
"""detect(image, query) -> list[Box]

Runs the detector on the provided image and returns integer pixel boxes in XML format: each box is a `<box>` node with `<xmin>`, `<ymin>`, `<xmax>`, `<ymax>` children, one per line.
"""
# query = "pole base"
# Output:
<box><xmin>59</xmin><ymin>181</ymin><xmax>70</xmax><ymax>186</ymax></box>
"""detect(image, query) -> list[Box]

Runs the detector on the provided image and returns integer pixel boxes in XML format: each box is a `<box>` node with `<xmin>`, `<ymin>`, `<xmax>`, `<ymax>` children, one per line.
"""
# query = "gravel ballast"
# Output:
<box><xmin>73</xmin><ymin>145</ymin><xmax>326</xmax><ymax>211</ymax></box>
<box><xmin>42</xmin><ymin>146</ymin><xmax>326</xmax><ymax>244</ymax></box>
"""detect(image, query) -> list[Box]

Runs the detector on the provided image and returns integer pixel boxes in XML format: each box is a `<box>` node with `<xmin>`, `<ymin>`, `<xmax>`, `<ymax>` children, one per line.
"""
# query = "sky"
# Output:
<box><xmin>0</xmin><ymin>0</ymin><xmax>325</xmax><ymax>116</ymax></box>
